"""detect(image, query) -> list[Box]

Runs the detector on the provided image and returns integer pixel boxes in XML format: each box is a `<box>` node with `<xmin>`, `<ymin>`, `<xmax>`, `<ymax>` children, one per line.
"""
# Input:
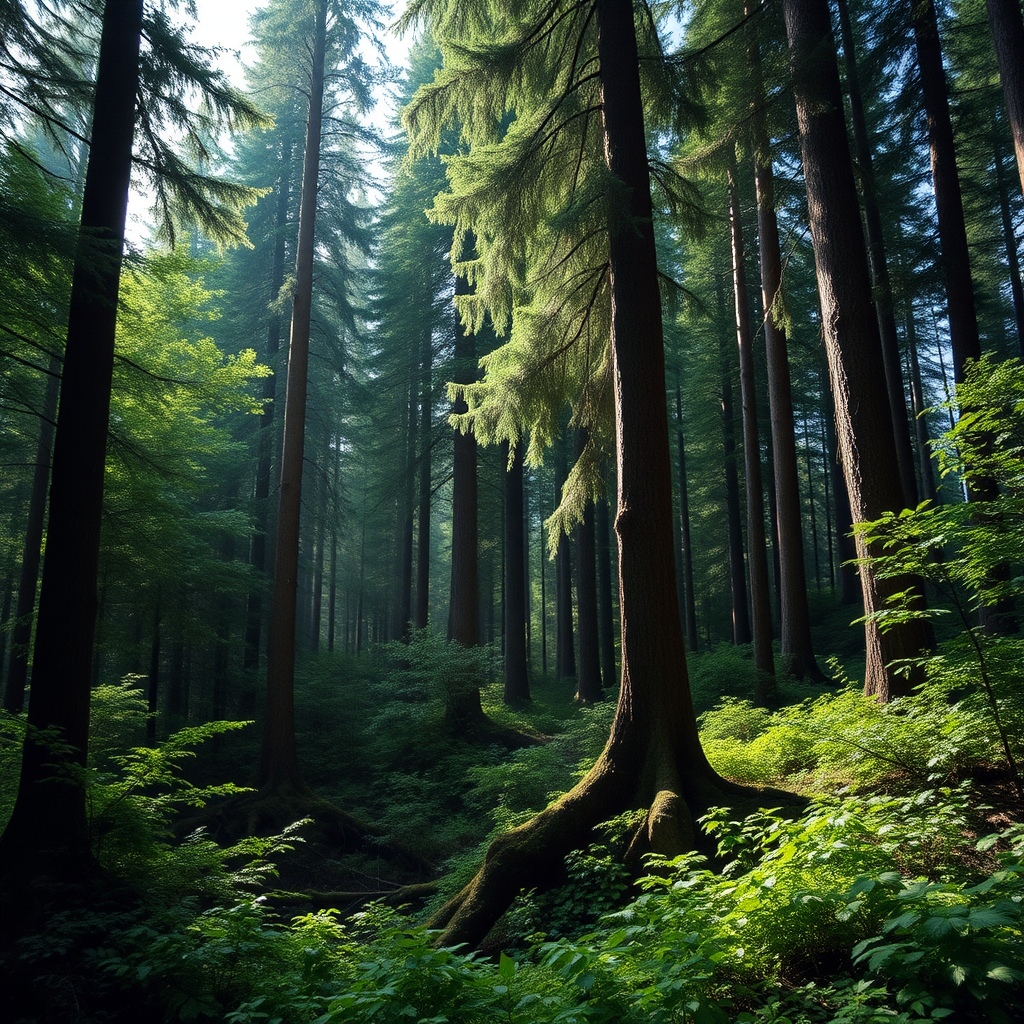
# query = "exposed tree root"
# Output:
<box><xmin>428</xmin><ymin>732</ymin><xmax>801</xmax><ymax>951</ymax></box>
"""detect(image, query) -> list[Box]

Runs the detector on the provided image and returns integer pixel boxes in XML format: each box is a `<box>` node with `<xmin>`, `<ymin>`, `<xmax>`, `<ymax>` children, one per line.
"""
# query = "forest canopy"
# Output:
<box><xmin>1</xmin><ymin>0</ymin><xmax>1023</xmax><ymax>1021</ymax></box>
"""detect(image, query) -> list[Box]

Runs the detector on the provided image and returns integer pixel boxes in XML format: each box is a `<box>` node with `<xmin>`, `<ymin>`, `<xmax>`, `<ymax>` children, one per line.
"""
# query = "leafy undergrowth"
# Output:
<box><xmin>4</xmin><ymin>671</ymin><xmax>1023</xmax><ymax>1023</ymax></box>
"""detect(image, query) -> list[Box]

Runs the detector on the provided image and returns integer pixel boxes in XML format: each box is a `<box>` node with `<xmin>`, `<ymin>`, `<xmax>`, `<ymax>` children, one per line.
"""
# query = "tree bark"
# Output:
<box><xmin>727</xmin><ymin>147</ymin><xmax>776</xmax><ymax>684</ymax></box>
<box><xmin>596</xmin><ymin>493</ymin><xmax>617</xmax><ymax>690</ymax></box>
<box><xmin>415</xmin><ymin>327</ymin><xmax>433</xmax><ymax>629</ymax></box>
<box><xmin>835</xmin><ymin>0</ymin><xmax>917</xmax><ymax>508</ymax></box>
<box><xmin>715</xmin><ymin>277</ymin><xmax>751</xmax><ymax>645</ymax></box>
<box><xmin>674</xmin><ymin>384</ymin><xmax>701</xmax><ymax>653</ymax></box>
<box><xmin>574</xmin><ymin>431</ymin><xmax>603</xmax><ymax>703</ymax></box>
<box><xmin>260</xmin><ymin>0</ymin><xmax>326</xmax><ymax>791</ymax></box>
<box><xmin>748</xmin><ymin>15</ymin><xmax>823</xmax><ymax>682</ymax></box>
<box><xmin>429</xmin><ymin>0</ymin><xmax>759</xmax><ymax>949</ymax></box>
<box><xmin>554</xmin><ymin>439</ymin><xmax>576</xmax><ymax>680</ymax></box>
<box><xmin>0</xmin><ymin>0</ymin><xmax>143</xmax><ymax>877</ymax></box>
<box><xmin>244</xmin><ymin>131</ymin><xmax>294</xmax><ymax>673</ymax></box>
<box><xmin>503</xmin><ymin>441</ymin><xmax>530</xmax><ymax>703</ymax></box>
<box><xmin>782</xmin><ymin>0</ymin><xmax>932</xmax><ymax>699</ymax></box>
<box><xmin>986</xmin><ymin>0</ymin><xmax>1024</xmax><ymax>204</ymax></box>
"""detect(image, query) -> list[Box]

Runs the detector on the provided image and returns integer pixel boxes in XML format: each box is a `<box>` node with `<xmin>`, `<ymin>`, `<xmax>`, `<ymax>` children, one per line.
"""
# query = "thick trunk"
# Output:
<box><xmin>504</xmin><ymin>442</ymin><xmax>530</xmax><ymax>703</ymax></box>
<box><xmin>782</xmin><ymin>0</ymin><xmax>932</xmax><ymax>699</ymax></box>
<box><xmin>728</xmin><ymin>148</ymin><xmax>776</xmax><ymax>682</ymax></box>
<box><xmin>260</xmin><ymin>0</ymin><xmax>326</xmax><ymax>791</ymax></box>
<box><xmin>0</xmin><ymin>0</ymin><xmax>143</xmax><ymax>876</ymax></box>
<box><xmin>987</xmin><ymin>0</ymin><xmax>1024</xmax><ymax>203</ymax></box>
<box><xmin>835</xmin><ymin>0</ymin><xmax>917</xmax><ymax>508</ymax></box>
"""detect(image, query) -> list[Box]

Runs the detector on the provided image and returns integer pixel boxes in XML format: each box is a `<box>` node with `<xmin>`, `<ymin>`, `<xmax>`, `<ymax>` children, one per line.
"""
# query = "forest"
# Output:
<box><xmin>1</xmin><ymin>0</ymin><xmax>1023</xmax><ymax>1020</ymax></box>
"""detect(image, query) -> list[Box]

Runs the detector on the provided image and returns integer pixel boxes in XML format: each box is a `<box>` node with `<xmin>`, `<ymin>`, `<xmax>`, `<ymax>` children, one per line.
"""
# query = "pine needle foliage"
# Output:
<box><xmin>399</xmin><ymin>0</ymin><xmax>708</xmax><ymax>538</ymax></box>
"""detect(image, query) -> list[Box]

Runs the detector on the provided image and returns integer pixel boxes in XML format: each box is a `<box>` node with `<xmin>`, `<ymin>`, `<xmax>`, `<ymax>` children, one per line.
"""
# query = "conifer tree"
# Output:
<box><xmin>401</xmin><ymin>0</ymin><xmax>771</xmax><ymax>948</ymax></box>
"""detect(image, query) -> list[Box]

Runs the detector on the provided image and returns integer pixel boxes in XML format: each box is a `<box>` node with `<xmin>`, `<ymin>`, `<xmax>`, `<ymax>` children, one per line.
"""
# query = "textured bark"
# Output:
<box><xmin>987</xmin><ymin>0</ymin><xmax>1024</xmax><ymax>203</ymax></box>
<box><xmin>260</xmin><ymin>0</ymin><xmax>326</xmax><ymax>791</ymax></box>
<box><xmin>428</xmin><ymin>0</ymin><xmax>769</xmax><ymax>949</ymax></box>
<box><xmin>835</xmin><ymin>0</ymin><xmax>917</xmax><ymax>508</ymax></box>
<box><xmin>782</xmin><ymin>0</ymin><xmax>931</xmax><ymax>699</ymax></box>
<box><xmin>504</xmin><ymin>442</ymin><xmax>530</xmax><ymax>703</ymax></box>
<box><xmin>728</xmin><ymin>148</ymin><xmax>776</xmax><ymax>682</ymax></box>
<box><xmin>0</xmin><ymin>0</ymin><xmax>143</xmax><ymax>876</ymax></box>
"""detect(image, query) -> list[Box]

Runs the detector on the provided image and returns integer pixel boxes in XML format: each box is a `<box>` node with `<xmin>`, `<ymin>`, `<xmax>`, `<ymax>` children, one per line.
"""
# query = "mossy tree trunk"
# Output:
<box><xmin>428</xmin><ymin>0</ymin><xmax>758</xmax><ymax>949</ymax></box>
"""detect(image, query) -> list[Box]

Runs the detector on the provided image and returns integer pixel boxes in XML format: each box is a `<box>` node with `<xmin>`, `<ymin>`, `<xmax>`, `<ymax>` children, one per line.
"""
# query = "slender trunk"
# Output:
<box><xmin>907</xmin><ymin>314</ymin><xmax>939</xmax><ymax>504</ymax></box>
<box><xmin>801</xmin><ymin>407</ymin><xmax>821</xmax><ymax>590</ymax></box>
<box><xmin>539</xmin><ymin>507</ymin><xmax>548</xmax><ymax>674</ymax></box>
<box><xmin>146</xmin><ymin>600</ymin><xmax>161</xmax><ymax>744</ymax></box>
<box><xmin>912</xmin><ymin>0</ymin><xmax>981</xmax><ymax>384</ymax></box>
<box><xmin>674</xmin><ymin>384</ymin><xmax>700</xmax><ymax>652</ymax></box>
<box><xmin>245</xmin><ymin>131</ymin><xmax>294</xmax><ymax>672</ymax></box>
<box><xmin>715</xmin><ymin>276</ymin><xmax>751</xmax><ymax>645</ymax></box>
<box><xmin>994</xmin><ymin>134</ymin><xmax>1024</xmax><ymax>357</ymax></box>
<box><xmin>986</xmin><ymin>0</ymin><xmax>1024</xmax><ymax>203</ymax></box>
<box><xmin>728</xmin><ymin>147</ymin><xmax>776</xmax><ymax>684</ymax></box>
<box><xmin>554</xmin><ymin>440</ymin><xmax>576</xmax><ymax>680</ymax></box>
<box><xmin>260</xmin><ymin>0</ymin><xmax>326</xmax><ymax>791</ymax></box>
<box><xmin>749</xmin><ymin>25</ymin><xmax>822</xmax><ymax>680</ymax></box>
<box><xmin>415</xmin><ymin>328</ymin><xmax>433</xmax><ymax>629</ymax></box>
<box><xmin>596</xmin><ymin>493</ymin><xmax>617</xmax><ymax>690</ymax></box>
<box><xmin>398</xmin><ymin>362</ymin><xmax>417</xmax><ymax>640</ymax></box>
<box><xmin>504</xmin><ymin>441</ymin><xmax>530</xmax><ymax>703</ymax></box>
<box><xmin>782</xmin><ymin>0</ymin><xmax>932</xmax><ymax>699</ymax></box>
<box><xmin>574</xmin><ymin>431</ymin><xmax>602</xmax><ymax>702</ymax></box>
<box><xmin>4</xmin><ymin>359</ymin><xmax>60</xmax><ymax>713</ymax></box>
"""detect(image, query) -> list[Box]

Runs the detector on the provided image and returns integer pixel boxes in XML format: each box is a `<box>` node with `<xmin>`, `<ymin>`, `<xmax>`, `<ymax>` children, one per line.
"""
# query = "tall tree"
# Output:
<box><xmin>986</xmin><ymin>0</ymin><xmax>1024</xmax><ymax>202</ymax></box>
<box><xmin>503</xmin><ymin>440</ymin><xmax>530</xmax><ymax>702</ymax></box>
<box><xmin>402</xmin><ymin>0</ymin><xmax>766</xmax><ymax>949</ymax></box>
<box><xmin>781</xmin><ymin>0</ymin><xmax>932</xmax><ymax>700</ymax></box>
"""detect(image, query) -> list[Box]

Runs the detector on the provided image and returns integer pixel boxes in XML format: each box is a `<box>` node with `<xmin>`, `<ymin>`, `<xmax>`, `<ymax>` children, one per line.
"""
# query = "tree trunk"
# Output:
<box><xmin>912</xmin><ymin>0</ymin><xmax>981</xmax><ymax>384</ymax></box>
<box><xmin>554</xmin><ymin>439</ymin><xmax>576</xmax><ymax>680</ymax></box>
<box><xmin>397</xmin><ymin>362</ymin><xmax>417</xmax><ymax>640</ymax></box>
<box><xmin>503</xmin><ymin>441</ymin><xmax>530</xmax><ymax>703</ymax></box>
<box><xmin>596</xmin><ymin>493</ymin><xmax>617</xmax><ymax>691</ymax></box>
<box><xmin>260</xmin><ymin>0</ymin><xmax>326</xmax><ymax>792</ymax></box>
<box><xmin>835</xmin><ymin>0</ymin><xmax>918</xmax><ymax>509</ymax></box>
<box><xmin>429</xmin><ymin>0</ymin><xmax>758</xmax><ymax>949</ymax></box>
<box><xmin>244</xmin><ymin>131</ymin><xmax>293</xmax><ymax>673</ymax></box>
<box><xmin>715</xmin><ymin>276</ymin><xmax>751</xmax><ymax>645</ymax></box>
<box><xmin>4</xmin><ymin>358</ymin><xmax>59</xmax><ymax>713</ymax></box>
<box><xmin>574</xmin><ymin>431</ymin><xmax>603</xmax><ymax>703</ymax></box>
<box><xmin>782</xmin><ymin>0</ymin><xmax>932</xmax><ymax>700</ymax></box>
<box><xmin>994</xmin><ymin>133</ymin><xmax>1024</xmax><ymax>357</ymax></box>
<box><xmin>415</xmin><ymin>328</ymin><xmax>433</xmax><ymax>629</ymax></box>
<box><xmin>728</xmin><ymin>147</ymin><xmax>776</xmax><ymax>685</ymax></box>
<box><xmin>987</xmin><ymin>0</ymin><xmax>1024</xmax><ymax>203</ymax></box>
<box><xmin>446</xmin><ymin>242</ymin><xmax>485</xmax><ymax>724</ymax></box>
<box><xmin>674</xmin><ymin>384</ymin><xmax>701</xmax><ymax>653</ymax></box>
<box><xmin>907</xmin><ymin>314</ymin><xmax>939</xmax><ymax>504</ymax></box>
<box><xmin>748</xmin><ymin>18</ymin><xmax>823</xmax><ymax>682</ymax></box>
<box><xmin>0</xmin><ymin>0</ymin><xmax>143</xmax><ymax>878</ymax></box>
